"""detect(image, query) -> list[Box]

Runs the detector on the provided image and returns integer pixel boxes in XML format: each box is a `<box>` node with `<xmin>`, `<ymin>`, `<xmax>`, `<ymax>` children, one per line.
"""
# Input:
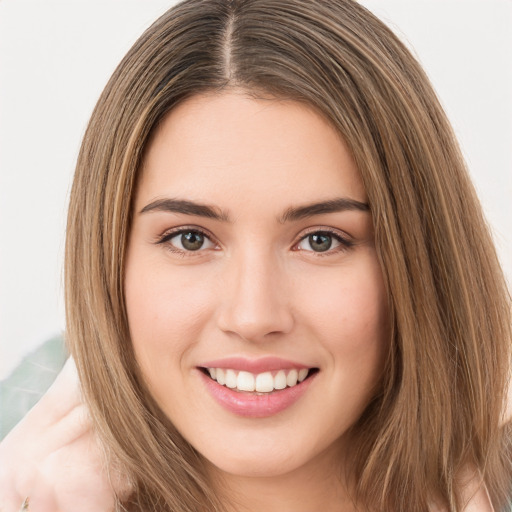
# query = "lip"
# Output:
<box><xmin>199</xmin><ymin>356</ymin><xmax>311</xmax><ymax>374</ymax></box>
<box><xmin>198</xmin><ymin>365</ymin><xmax>318</xmax><ymax>418</ymax></box>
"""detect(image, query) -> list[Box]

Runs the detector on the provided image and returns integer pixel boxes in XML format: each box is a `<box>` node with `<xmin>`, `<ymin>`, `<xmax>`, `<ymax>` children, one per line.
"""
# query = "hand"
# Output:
<box><xmin>0</xmin><ymin>358</ymin><xmax>132</xmax><ymax>512</ymax></box>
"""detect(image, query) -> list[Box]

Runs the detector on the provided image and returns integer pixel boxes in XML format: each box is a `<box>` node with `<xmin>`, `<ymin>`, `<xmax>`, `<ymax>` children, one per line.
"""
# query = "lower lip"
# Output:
<box><xmin>199</xmin><ymin>370</ymin><xmax>317</xmax><ymax>418</ymax></box>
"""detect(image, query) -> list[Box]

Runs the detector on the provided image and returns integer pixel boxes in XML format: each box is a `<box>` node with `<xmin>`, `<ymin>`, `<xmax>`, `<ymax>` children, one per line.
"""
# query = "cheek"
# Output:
<box><xmin>299</xmin><ymin>258</ymin><xmax>388</xmax><ymax>349</ymax></box>
<box><xmin>297</xmin><ymin>253</ymin><xmax>390</xmax><ymax>411</ymax></box>
<box><xmin>124</xmin><ymin>257</ymin><xmax>216</xmax><ymax>370</ymax></box>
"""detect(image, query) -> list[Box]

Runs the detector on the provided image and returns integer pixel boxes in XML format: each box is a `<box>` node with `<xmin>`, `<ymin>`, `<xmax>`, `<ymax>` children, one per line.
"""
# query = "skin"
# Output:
<box><xmin>0</xmin><ymin>362</ymin><xmax>496</xmax><ymax>512</ymax></box>
<box><xmin>0</xmin><ymin>91</ymin><xmax>497</xmax><ymax>511</ymax></box>
<box><xmin>0</xmin><ymin>359</ymin><xmax>132</xmax><ymax>512</ymax></box>
<box><xmin>125</xmin><ymin>92</ymin><xmax>389</xmax><ymax>511</ymax></box>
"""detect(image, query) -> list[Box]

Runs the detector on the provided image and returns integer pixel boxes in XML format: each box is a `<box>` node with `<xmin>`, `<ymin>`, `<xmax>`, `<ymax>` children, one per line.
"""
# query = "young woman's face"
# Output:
<box><xmin>125</xmin><ymin>92</ymin><xmax>389</xmax><ymax>480</ymax></box>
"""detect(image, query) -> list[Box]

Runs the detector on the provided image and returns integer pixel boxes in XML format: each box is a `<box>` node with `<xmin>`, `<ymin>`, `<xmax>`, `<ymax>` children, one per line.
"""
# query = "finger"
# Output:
<box><xmin>47</xmin><ymin>403</ymin><xmax>92</xmax><ymax>447</ymax></box>
<box><xmin>28</xmin><ymin>475</ymin><xmax>60</xmax><ymax>512</ymax></box>
<box><xmin>0</xmin><ymin>490</ymin><xmax>25</xmax><ymax>512</ymax></box>
<box><xmin>37</xmin><ymin>438</ymin><xmax>119</xmax><ymax>512</ymax></box>
<box><xmin>34</xmin><ymin>358</ymin><xmax>82</xmax><ymax>425</ymax></box>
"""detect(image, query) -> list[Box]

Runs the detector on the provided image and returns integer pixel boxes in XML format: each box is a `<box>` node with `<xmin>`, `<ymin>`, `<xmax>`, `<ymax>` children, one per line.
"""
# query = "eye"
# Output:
<box><xmin>159</xmin><ymin>228</ymin><xmax>217</xmax><ymax>253</ymax></box>
<box><xmin>295</xmin><ymin>230</ymin><xmax>352</xmax><ymax>254</ymax></box>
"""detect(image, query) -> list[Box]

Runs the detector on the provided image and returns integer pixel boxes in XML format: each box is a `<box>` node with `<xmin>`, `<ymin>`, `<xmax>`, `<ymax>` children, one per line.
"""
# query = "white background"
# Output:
<box><xmin>0</xmin><ymin>1</ymin><xmax>511</xmax><ymax>379</ymax></box>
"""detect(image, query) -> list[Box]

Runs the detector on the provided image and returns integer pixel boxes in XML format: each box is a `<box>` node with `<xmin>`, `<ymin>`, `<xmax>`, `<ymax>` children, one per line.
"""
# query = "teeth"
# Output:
<box><xmin>286</xmin><ymin>369</ymin><xmax>298</xmax><ymax>387</ymax></box>
<box><xmin>237</xmin><ymin>371</ymin><xmax>255</xmax><ymax>392</ymax></box>
<box><xmin>255</xmin><ymin>372</ymin><xmax>274</xmax><ymax>393</ymax></box>
<box><xmin>206</xmin><ymin>367</ymin><xmax>312</xmax><ymax>393</ymax></box>
<box><xmin>225</xmin><ymin>369</ymin><xmax>237</xmax><ymax>389</ymax></box>
<box><xmin>274</xmin><ymin>370</ymin><xmax>287</xmax><ymax>390</ymax></box>
<box><xmin>216</xmin><ymin>368</ymin><xmax>226</xmax><ymax>385</ymax></box>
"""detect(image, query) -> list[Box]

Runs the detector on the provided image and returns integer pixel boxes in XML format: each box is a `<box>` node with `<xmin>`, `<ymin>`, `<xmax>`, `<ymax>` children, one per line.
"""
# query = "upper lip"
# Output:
<box><xmin>199</xmin><ymin>356</ymin><xmax>313</xmax><ymax>374</ymax></box>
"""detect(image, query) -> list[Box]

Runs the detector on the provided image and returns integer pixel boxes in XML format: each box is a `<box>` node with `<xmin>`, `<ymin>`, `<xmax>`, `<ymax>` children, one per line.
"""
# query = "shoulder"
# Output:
<box><xmin>428</xmin><ymin>466</ymin><xmax>497</xmax><ymax>512</ymax></box>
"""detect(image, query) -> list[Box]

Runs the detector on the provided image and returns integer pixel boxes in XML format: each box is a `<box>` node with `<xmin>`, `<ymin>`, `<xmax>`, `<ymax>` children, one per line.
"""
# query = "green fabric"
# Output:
<box><xmin>0</xmin><ymin>336</ymin><xmax>68</xmax><ymax>440</ymax></box>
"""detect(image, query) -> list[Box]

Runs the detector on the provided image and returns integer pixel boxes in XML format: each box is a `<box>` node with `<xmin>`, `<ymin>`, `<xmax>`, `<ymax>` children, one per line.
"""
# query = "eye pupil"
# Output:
<box><xmin>181</xmin><ymin>231</ymin><xmax>204</xmax><ymax>251</ymax></box>
<box><xmin>309</xmin><ymin>233</ymin><xmax>332</xmax><ymax>252</ymax></box>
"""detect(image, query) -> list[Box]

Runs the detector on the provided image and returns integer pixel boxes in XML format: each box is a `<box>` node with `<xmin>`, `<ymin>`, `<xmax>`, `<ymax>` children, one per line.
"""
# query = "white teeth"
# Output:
<box><xmin>274</xmin><ymin>370</ymin><xmax>287</xmax><ymax>390</ymax></box>
<box><xmin>206</xmin><ymin>367</ymin><xmax>312</xmax><ymax>393</ymax></box>
<box><xmin>286</xmin><ymin>369</ymin><xmax>298</xmax><ymax>387</ymax></box>
<box><xmin>225</xmin><ymin>369</ymin><xmax>237</xmax><ymax>389</ymax></box>
<box><xmin>298</xmin><ymin>368</ymin><xmax>308</xmax><ymax>382</ymax></box>
<box><xmin>237</xmin><ymin>371</ymin><xmax>255</xmax><ymax>392</ymax></box>
<box><xmin>255</xmin><ymin>372</ymin><xmax>274</xmax><ymax>393</ymax></box>
<box><xmin>216</xmin><ymin>368</ymin><xmax>226</xmax><ymax>385</ymax></box>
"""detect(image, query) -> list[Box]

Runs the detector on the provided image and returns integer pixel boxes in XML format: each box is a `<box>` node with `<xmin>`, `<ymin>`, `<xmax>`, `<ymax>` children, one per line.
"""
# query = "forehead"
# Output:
<box><xmin>136</xmin><ymin>92</ymin><xmax>366</xmax><ymax>212</ymax></box>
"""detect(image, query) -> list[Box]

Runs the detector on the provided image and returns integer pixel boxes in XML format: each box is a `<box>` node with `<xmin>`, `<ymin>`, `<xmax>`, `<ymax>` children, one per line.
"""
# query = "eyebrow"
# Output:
<box><xmin>279</xmin><ymin>197</ymin><xmax>369</xmax><ymax>223</ymax></box>
<box><xmin>140</xmin><ymin>198</ymin><xmax>231</xmax><ymax>221</ymax></box>
<box><xmin>139</xmin><ymin>197</ymin><xmax>369</xmax><ymax>222</ymax></box>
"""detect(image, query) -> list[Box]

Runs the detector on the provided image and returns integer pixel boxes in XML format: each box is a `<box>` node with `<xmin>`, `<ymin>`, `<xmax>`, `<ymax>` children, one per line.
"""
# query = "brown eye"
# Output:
<box><xmin>308</xmin><ymin>233</ymin><xmax>332</xmax><ymax>252</ymax></box>
<box><xmin>181</xmin><ymin>231</ymin><xmax>205</xmax><ymax>251</ymax></box>
<box><xmin>161</xmin><ymin>229</ymin><xmax>216</xmax><ymax>253</ymax></box>
<box><xmin>296</xmin><ymin>230</ymin><xmax>352</xmax><ymax>255</ymax></box>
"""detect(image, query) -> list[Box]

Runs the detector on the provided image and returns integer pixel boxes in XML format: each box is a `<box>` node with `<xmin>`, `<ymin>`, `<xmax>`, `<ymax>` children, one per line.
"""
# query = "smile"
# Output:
<box><xmin>198</xmin><ymin>363</ymin><xmax>319</xmax><ymax>418</ymax></box>
<box><xmin>204</xmin><ymin>367</ymin><xmax>314</xmax><ymax>393</ymax></box>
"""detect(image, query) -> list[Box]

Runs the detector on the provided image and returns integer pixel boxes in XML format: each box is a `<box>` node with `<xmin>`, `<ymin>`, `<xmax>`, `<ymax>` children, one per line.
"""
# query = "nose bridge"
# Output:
<box><xmin>217</xmin><ymin>245</ymin><xmax>293</xmax><ymax>341</ymax></box>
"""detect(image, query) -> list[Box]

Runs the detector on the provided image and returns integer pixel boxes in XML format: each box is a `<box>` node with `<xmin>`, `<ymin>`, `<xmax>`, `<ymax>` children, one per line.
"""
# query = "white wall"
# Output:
<box><xmin>1</xmin><ymin>0</ymin><xmax>510</xmax><ymax>379</ymax></box>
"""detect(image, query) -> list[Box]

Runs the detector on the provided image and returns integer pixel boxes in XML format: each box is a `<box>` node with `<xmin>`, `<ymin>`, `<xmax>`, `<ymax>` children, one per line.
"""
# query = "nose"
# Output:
<box><xmin>216</xmin><ymin>248</ymin><xmax>294</xmax><ymax>342</ymax></box>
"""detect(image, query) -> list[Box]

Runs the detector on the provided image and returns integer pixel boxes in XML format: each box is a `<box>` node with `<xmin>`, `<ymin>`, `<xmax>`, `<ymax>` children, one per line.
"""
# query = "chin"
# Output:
<box><xmin>206</xmin><ymin>453</ymin><xmax>306</xmax><ymax>479</ymax></box>
<box><xmin>197</xmin><ymin>431</ymin><xmax>342</xmax><ymax>481</ymax></box>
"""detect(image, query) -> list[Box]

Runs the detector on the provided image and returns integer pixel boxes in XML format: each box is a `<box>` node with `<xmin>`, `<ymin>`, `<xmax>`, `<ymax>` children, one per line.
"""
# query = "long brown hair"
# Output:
<box><xmin>65</xmin><ymin>1</ymin><xmax>512</xmax><ymax>510</ymax></box>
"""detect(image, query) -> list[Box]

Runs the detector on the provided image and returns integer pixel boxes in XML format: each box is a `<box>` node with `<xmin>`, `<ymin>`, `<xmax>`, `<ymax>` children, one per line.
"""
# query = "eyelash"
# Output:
<box><xmin>156</xmin><ymin>226</ymin><xmax>354</xmax><ymax>257</ymax></box>
<box><xmin>156</xmin><ymin>226</ymin><xmax>217</xmax><ymax>256</ymax></box>
<box><xmin>294</xmin><ymin>228</ymin><xmax>354</xmax><ymax>256</ymax></box>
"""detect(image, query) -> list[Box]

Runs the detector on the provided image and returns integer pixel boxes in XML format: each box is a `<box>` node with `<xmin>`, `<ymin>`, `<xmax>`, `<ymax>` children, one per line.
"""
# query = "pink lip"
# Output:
<box><xmin>198</xmin><ymin>368</ymin><xmax>317</xmax><ymax>418</ymax></box>
<box><xmin>199</xmin><ymin>356</ymin><xmax>311</xmax><ymax>374</ymax></box>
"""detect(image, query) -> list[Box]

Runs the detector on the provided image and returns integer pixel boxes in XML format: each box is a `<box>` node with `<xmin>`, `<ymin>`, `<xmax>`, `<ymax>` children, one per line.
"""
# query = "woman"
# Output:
<box><xmin>0</xmin><ymin>0</ymin><xmax>510</xmax><ymax>510</ymax></box>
